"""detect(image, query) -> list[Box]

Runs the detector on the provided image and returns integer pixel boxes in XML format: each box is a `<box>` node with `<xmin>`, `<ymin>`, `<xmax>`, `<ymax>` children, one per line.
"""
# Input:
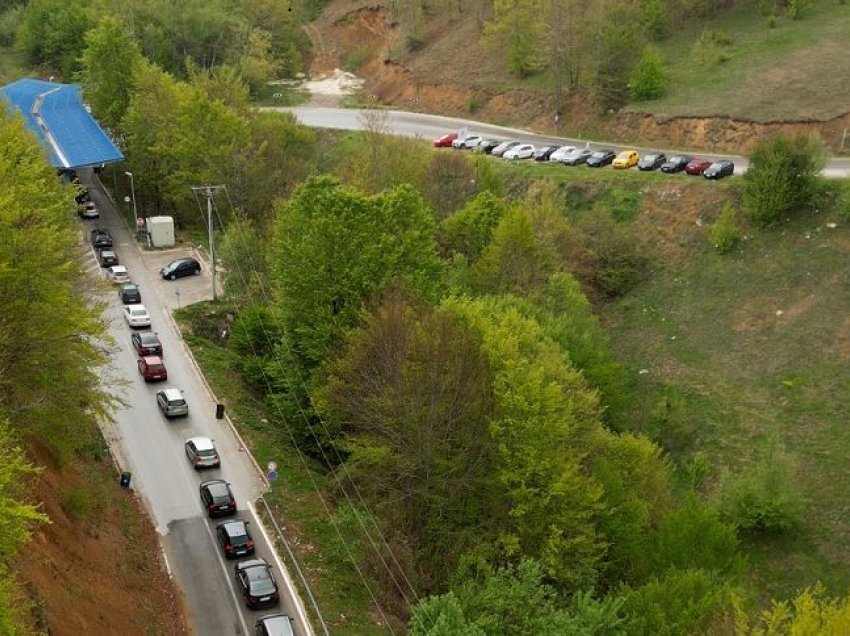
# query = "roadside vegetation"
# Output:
<box><xmin>4</xmin><ymin>0</ymin><xmax>850</xmax><ymax>633</ymax></box>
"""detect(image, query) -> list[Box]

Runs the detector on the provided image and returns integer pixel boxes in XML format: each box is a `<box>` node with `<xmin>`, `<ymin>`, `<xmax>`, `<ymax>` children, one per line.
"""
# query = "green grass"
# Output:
<box><xmin>174</xmin><ymin>310</ymin><xmax>390</xmax><ymax>635</ymax></box>
<box><xmin>632</xmin><ymin>2</ymin><xmax>850</xmax><ymax>121</ymax></box>
<box><xmin>601</xmin><ymin>207</ymin><xmax>850</xmax><ymax>601</ymax></box>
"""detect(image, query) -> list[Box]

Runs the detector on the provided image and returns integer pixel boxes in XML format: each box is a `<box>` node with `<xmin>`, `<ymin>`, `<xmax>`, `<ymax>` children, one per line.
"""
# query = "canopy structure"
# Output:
<box><xmin>1</xmin><ymin>78</ymin><xmax>124</xmax><ymax>170</ymax></box>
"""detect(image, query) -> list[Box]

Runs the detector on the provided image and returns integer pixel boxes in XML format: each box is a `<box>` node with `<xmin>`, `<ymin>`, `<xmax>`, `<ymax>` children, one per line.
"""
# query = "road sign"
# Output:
<box><xmin>267</xmin><ymin>470</ymin><xmax>278</xmax><ymax>481</ymax></box>
<box><xmin>267</xmin><ymin>461</ymin><xmax>277</xmax><ymax>472</ymax></box>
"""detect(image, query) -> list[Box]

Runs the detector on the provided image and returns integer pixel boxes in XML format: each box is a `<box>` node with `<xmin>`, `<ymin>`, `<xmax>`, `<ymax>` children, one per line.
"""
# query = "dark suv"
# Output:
<box><xmin>160</xmin><ymin>257</ymin><xmax>201</xmax><ymax>280</ymax></box>
<box><xmin>200</xmin><ymin>480</ymin><xmax>236</xmax><ymax>518</ymax></box>
<box><xmin>97</xmin><ymin>248</ymin><xmax>119</xmax><ymax>267</ymax></box>
<box><xmin>216</xmin><ymin>520</ymin><xmax>255</xmax><ymax>559</ymax></box>
<box><xmin>118</xmin><ymin>283</ymin><xmax>142</xmax><ymax>304</ymax></box>
<box><xmin>91</xmin><ymin>228</ymin><xmax>113</xmax><ymax>248</ymax></box>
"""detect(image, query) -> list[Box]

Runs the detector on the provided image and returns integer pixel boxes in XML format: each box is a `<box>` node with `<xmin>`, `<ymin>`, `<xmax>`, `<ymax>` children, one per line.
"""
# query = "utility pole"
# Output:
<box><xmin>191</xmin><ymin>185</ymin><xmax>225</xmax><ymax>302</ymax></box>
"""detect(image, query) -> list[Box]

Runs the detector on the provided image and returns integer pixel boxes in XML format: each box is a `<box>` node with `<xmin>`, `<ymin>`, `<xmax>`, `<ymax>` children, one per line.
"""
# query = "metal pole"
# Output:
<box><xmin>125</xmin><ymin>171</ymin><xmax>138</xmax><ymax>227</ymax></box>
<box><xmin>206</xmin><ymin>187</ymin><xmax>217</xmax><ymax>302</ymax></box>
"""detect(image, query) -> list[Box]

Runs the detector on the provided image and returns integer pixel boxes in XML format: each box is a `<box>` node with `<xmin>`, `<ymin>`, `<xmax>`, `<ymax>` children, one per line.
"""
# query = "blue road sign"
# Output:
<box><xmin>267</xmin><ymin>470</ymin><xmax>278</xmax><ymax>481</ymax></box>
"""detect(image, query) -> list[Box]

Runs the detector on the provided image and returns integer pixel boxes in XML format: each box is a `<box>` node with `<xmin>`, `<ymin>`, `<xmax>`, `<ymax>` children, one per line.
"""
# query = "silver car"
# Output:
<box><xmin>186</xmin><ymin>437</ymin><xmax>220</xmax><ymax>469</ymax></box>
<box><xmin>156</xmin><ymin>388</ymin><xmax>189</xmax><ymax>417</ymax></box>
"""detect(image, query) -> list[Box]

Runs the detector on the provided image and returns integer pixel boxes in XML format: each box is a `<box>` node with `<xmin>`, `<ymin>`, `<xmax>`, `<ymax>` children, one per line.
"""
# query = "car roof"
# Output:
<box><xmin>110</xmin><ymin>265</ymin><xmax>127</xmax><ymax>272</ymax></box>
<box><xmin>257</xmin><ymin>614</ymin><xmax>294</xmax><ymax>636</ymax></box>
<box><xmin>142</xmin><ymin>355</ymin><xmax>163</xmax><ymax>364</ymax></box>
<box><xmin>188</xmin><ymin>436</ymin><xmax>215</xmax><ymax>451</ymax></box>
<box><xmin>219</xmin><ymin>519</ymin><xmax>248</xmax><ymax>536</ymax></box>
<box><xmin>137</xmin><ymin>331</ymin><xmax>159</xmax><ymax>341</ymax></box>
<box><xmin>121</xmin><ymin>282</ymin><xmax>138</xmax><ymax>288</ymax></box>
<box><xmin>201</xmin><ymin>479</ymin><xmax>230</xmax><ymax>493</ymax></box>
<box><xmin>127</xmin><ymin>303</ymin><xmax>146</xmax><ymax>310</ymax></box>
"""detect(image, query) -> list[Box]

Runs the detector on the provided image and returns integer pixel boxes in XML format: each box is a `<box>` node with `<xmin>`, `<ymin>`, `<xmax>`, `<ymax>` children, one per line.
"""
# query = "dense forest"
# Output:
<box><xmin>1</xmin><ymin>0</ymin><xmax>850</xmax><ymax>633</ymax></box>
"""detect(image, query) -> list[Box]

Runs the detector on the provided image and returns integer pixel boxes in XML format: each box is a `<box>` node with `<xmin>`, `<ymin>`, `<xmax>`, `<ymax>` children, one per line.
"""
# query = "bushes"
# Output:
<box><xmin>630</xmin><ymin>46</ymin><xmax>667</xmax><ymax>101</ymax></box>
<box><xmin>743</xmin><ymin>133</ymin><xmax>826</xmax><ymax>227</ymax></box>
<box><xmin>709</xmin><ymin>203</ymin><xmax>741</xmax><ymax>253</ymax></box>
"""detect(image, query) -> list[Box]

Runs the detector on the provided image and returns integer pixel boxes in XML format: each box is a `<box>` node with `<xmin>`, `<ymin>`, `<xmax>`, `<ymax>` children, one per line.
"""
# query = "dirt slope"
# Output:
<box><xmin>306</xmin><ymin>1</ymin><xmax>850</xmax><ymax>153</ymax></box>
<box><xmin>13</xmin><ymin>440</ymin><xmax>188</xmax><ymax>636</ymax></box>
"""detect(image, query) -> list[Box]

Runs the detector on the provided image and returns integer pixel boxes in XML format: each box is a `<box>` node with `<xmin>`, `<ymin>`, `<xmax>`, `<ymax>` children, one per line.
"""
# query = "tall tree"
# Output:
<box><xmin>77</xmin><ymin>15</ymin><xmax>144</xmax><ymax>130</ymax></box>
<box><xmin>484</xmin><ymin>0</ymin><xmax>548</xmax><ymax>77</ymax></box>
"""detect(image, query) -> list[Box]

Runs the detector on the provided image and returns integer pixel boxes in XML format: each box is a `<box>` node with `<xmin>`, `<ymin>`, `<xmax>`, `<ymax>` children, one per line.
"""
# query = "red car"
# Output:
<box><xmin>433</xmin><ymin>132</ymin><xmax>458</xmax><ymax>147</ymax></box>
<box><xmin>685</xmin><ymin>158</ymin><xmax>712</xmax><ymax>175</ymax></box>
<box><xmin>137</xmin><ymin>355</ymin><xmax>167</xmax><ymax>382</ymax></box>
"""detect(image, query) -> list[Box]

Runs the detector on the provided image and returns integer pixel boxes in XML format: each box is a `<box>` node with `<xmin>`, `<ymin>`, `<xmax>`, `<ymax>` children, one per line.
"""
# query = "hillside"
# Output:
<box><xmin>306</xmin><ymin>0</ymin><xmax>850</xmax><ymax>154</ymax></box>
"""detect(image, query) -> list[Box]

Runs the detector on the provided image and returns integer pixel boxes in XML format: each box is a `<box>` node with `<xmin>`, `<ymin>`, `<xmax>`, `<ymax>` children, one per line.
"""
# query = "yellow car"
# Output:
<box><xmin>612</xmin><ymin>150</ymin><xmax>640</xmax><ymax>169</ymax></box>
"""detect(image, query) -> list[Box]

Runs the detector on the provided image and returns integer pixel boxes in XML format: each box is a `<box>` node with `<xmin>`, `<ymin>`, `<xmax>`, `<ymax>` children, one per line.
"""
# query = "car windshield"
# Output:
<box><xmin>590</xmin><ymin>152</ymin><xmax>606</xmax><ymax>159</ymax></box>
<box><xmin>198</xmin><ymin>448</ymin><xmax>216</xmax><ymax>458</ymax></box>
<box><xmin>669</xmin><ymin>156</ymin><xmax>686</xmax><ymax>162</ymax></box>
<box><xmin>644</xmin><ymin>154</ymin><xmax>659</xmax><ymax>161</ymax></box>
<box><xmin>170</xmin><ymin>398</ymin><xmax>186</xmax><ymax>407</ymax></box>
<box><xmin>148</xmin><ymin>363</ymin><xmax>165</xmax><ymax>372</ymax></box>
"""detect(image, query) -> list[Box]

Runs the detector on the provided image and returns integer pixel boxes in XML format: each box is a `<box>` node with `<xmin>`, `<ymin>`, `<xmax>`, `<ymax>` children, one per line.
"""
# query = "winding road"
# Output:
<box><xmin>276</xmin><ymin>106</ymin><xmax>850</xmax><ymax>178</ymax></box>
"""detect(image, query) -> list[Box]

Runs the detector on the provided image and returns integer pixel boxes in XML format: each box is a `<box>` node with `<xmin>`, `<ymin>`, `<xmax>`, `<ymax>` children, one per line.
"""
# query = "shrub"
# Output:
<box><xmin>709</xmin><ymin>203</ymin><xmax>741</xmax><ymax>253</ymax></box>
<box><xmin>343</xmin><ymin>44</ymin><xmax>370</xmax><ymax>71</ymax></box>
<box><xmin>62</xmin><ymin>487</ymin><xmax>94</xmax><ymax>519</ymax></box>
<box><xmin>229</xmin><ymin>304</ymin><xmax>281</xmax><ymax>390</ymax></box>
<box><xmin>713</xmin><ymin>439</ymin><xmax>805</xmax><ymax>533</ymax></box>
<box><xmin>579</xmin><ymin>215</ymin><xmax>650</xmax><ymax>298</ymax></box>
<box><xmin>630</xmin><ymin>46</ymin><xmax>667</xmax><ymax>101</ymax></box>
<box><xmin>743</xmin><ymin>133</ymin><xmax>826</xmax><ymax>227</ymax></box>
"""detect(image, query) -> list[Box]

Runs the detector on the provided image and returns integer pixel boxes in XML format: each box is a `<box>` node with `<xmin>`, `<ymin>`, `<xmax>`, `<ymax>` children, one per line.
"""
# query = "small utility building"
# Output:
<box><xmin>1</xmin><ymin>78</ymin><xmax>123</xmax><ymax>170</ymax></box>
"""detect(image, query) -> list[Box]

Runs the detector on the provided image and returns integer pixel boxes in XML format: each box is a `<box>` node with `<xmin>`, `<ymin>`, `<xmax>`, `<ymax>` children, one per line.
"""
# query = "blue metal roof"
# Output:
<box><xmin>1</xmin><ymin>78</ymin><xmax>124</xmax><ymax>169</ymax></box>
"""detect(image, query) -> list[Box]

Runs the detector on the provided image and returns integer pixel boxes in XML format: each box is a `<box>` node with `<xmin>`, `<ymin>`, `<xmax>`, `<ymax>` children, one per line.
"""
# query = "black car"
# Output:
<box><xmin>160</xmin><ymin>257</ymin><xmax>201</xmax><ymax>280</ymax></box>
<box><xmin>216</xmin><ymin>520</ymin><xmax>255</xmax><ymax>559</ymax></box>
<box><xmin>476</xmin><ymin>139</ymin><xmax>501</xmax><ymax>154</ymax></box>
<box><xmin>200</xmin><ymin>479</ymin><xmax>236</xmax><ymax>518</ymax></box>
<box><xmin>660</xmin><ymin>155</ymin><xmax>692</xmax><ymax>173</ymax></box>
<box><xmin>256</xmin><ymin>614</ymin><xmax>295</xmax><ymax>636</ymax></box>
<box><xmin>561</xmin><ymin>148</ymin><xmax>594</xmax><ymax>166</ymax></box>
<box><xmin>91</xmin><ymin>228</ymin><xmax>113</xmax><ymax>249</ymax></box>
<box><xmin>235</xmin><ymin>559</ymin><xmax>280</xmax><ymax>610</ymax></box>
<box><xmin>131</xmin><ymin>330</ymin><xmax>162</xmax><ymax>356</ymax></box>
<box><xmin>97</xmin><ymin>248</ymin><xmax>119</xmax><ymax>267</ymax></box>
<box><xmin>586</xmin><ymin>149</ymin><xmax>616</xmax><ymax>168</ymax></box>
<box><xmin>703</xmin><ymin>160</ymin><xmax>735</xmax><ymax>180</ymax></box>
<box><xmin>118</xmin><ymin>282</ymin><xmax>142</xmax><ymax>304</ymax></box>
<box><xmin>75</xmin><ymin>189</ymin><xmax>91</xmax><ymax>205</ymax></box>
<box><xmin>638</xmin><ymin>153</ymin><xmax>667</xmax><ymax>171</ymax></box>
<box><xmin>534</xmin><ymin>146</ymin><xmax>558</xmax><ymax>161</ymax></box>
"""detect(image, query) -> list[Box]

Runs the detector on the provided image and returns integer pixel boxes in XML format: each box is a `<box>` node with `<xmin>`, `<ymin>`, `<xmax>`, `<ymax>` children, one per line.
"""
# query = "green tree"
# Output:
<box><xmin>15</xmin><ymin>0</ymin><xmax>92</xmax><ymax>77</ymax></box>
<box><xmin>271</xmin><ymin>176</ymin><xmax>443</xmax><ymax>367</ymax></box>
<box><xmin>485</xmin><ymin>0</ymin><xmax>548</xmax><ymax>77</ymax></box>
<box><xmin>630</xmin><ymin>46</ymin><xmax>667</xmax><ymax>101</ymax></box>
<box><xmin>737</xmin><ymin>584</ymin><xmax>850</xmax><ymax>634</ymax></box>
<box><xmin>708</xmin><ymin>202</ymin><xmax>741</xmax><ymax>253</ymax></box>
<box><xmin>239</xmin><ymin>28</ymin><xmax>280</xmax><ymax>95</ymax></box>
<box><xmin>439</xmin><ymin>192</ymin><xmax>511</xmax><ymax>260</ymax></box>
<box><xmin>591</xmin><ymin>1</ymin><xmax>646</xmax><ymax>112</ymax></box>
<box><xmin>743</xmin><ymin>133</ymin><xmax>826</xmax><ymax>227</ymax></box>
<box><xmin>315</xmin><ymin>293</ymin><xmax>498</xmax><ymax>581</ymax></box>
<box><xmin>77</xmin><ymin>15</ymin><xmax>144</xmax><ymax>130</ymax></box>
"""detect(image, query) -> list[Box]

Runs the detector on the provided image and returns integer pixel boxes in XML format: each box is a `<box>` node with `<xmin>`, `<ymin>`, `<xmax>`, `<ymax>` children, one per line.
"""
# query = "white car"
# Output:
<box><xmin>452</xmin><ymin>134</ymin><xmax>480</xmax><ymax>149</ymax></box>
<box><xmin>503</xmin><ymin>144</ymin><xmax>536</xmax><ymax>160</ymax></box>
<box><xmin>462</xmin><ymin>135</ymin><xmax>483</xmax><ymax>149</ymax></box>
<box><xmin>123</xmin><ymin>304</ymin><xmax>151</xmax><ymax>328</ymax></box>
<box><xmin>106</xmin><ymin>265</ymin><xmax>129</xmax><ymax>284</ymax></box>
<box><xmin>491</xmin><ymin>140</ymin><xmax>521</xmax><ymax>156</ymax></box>
<box><xmin>549</xmin><ymin>146</ymin><xmax>578</xmax><ymax>163</ymax></box>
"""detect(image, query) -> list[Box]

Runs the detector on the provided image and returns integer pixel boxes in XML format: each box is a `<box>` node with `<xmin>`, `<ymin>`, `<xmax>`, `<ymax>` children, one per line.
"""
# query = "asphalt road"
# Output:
<box><xmin>278</xmin><ymin>106</ymin><xmax>850</xmax><ymax>178</ymax></box>
<box><xmin>82</xmin><ymin>174</ymin><xmax>312</xmax><ymax>636</ymax></box>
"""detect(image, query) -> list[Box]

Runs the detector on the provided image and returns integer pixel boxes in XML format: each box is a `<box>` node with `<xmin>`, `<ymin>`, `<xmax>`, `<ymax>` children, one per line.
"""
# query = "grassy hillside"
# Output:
<box><xmin>631</xmin><ymin>1</ymin><xmax>850</xmax><ymax>121</ymax></box>
<box><xmin>602</xmin><ymin>206</ymin><xmax>850</xmax><ymax>600</ymax></box>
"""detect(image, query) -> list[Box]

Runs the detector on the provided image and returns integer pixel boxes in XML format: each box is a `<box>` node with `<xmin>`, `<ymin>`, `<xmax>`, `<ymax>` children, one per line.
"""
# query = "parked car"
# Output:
<box><xmin>491</xmin><ymin>140</ymin><xmax>520</xmax><ymax>157</ymax></box>
<box><xmin>685</xmin><ymin>158</ymin><xmax>712</xmax><ymax>175</ymax></box>
<box><xmin>96</xmin><ymin>248</ymin><xmax>118</xmax><ymax>267</ymax></box>
<box><xmin>118</xmin><ymin>283</ymin><xmax>142</xmax><ymax>304</ymax></box>
<box><xmin>78</xmin><ymin>201</ymin><xmax>99</xmax><ymax>219</ymax></box>
<box><xmin>462</xmin><ymin>135</ymin><xmax>483</xmax><ymax>149</ymax></box>
<box><xmin>131</xmin><ymin>330</ymin><xmax>162</xmax><ymax>356</ymax></box>
<box><xmin>451</xmin><ymin>134</ymin><xmax>471</xmax><ymax>149</ymax></box>
<box><xmin>549</xmin><ymin>146</ymin><xmax>578</xmax><ymax>163</ymax></box>
<box><xmin>106</xmin><ymin>265</ymin><xmax>129</xmax><ymax>284</ymax></box>
<box><xmin>560</xmin><ymin>148</ymin><xmax>594</xmax><ymax>166</ymax></box>
<box><xmin>186</xmin><ymin>436</ymin><xmax>221</xmax><ymax>469</ymax></box>
<box><xmin>703</xmin><ymin>160</ymin><xmax>735</xmax><ymax>180</ymax></box>
<box><xmin>533</xmin><ymin>146</ymin><xmax>558</xmax><ymax>161</ymax></box>
<box><xmin>638</xmin><ymin>153</ymin><xmax>667</xmax><ymax>171</ymax></box>
<box><xmin>586</xmin><ymin>149</ymin><xmax>616</xmax><ymax>167</ymax></box>
<box><xmin>475</xmin><ymin>139</ymin><xmax>501</xmax><ymax>154</ymax></box>
<box><xmin>235</xmin><ymin>559</ymin><xmax>280</xmax><ymax>610</ymax></box>
<box><xmin>503</xmin><ymin>143</ymin><xmax>535</xmax><ymax>160</ymax></box>
<box><xmin>160</xmin><ymin>257</ymin><xmax>201</xmax><ymax>280</ymax></box>
<box><xmin>216</xmin><ymin>520</ymin><xmax>255</xmax><ymax>559</ymax></box>
<box><xmin>156</xmin><ymin>388</ymin><xmax>188</xmax><ymax>418</ymax></box>
<box><xmin>90</xmin><ymin>228</ymin><xmax>113</xmax><ymax>248</ymax></box>
<box><xmin>660</xmin><ymin>155</ymin><xmax>692</xmax><ymax>173</ymax></box>
<box><xmin>75</xmin><ymin>189</ymin><xmax>91</xmax><ymax>205</ymax></box>
<box><xmin>200</xmin><ymin>479</ymin><xmax>236</xmax><ymax>517</ymax></box>
<box><xmin>123</xmin><ymin>304</ymin><xmax>151</xmax><ymax>328</ymax></box>
<box><xmin>433</xmin><ymin>132</ymin><xmax>457</xmax><ymax>147</ymax></box>
<box><xmin>612</xmin><ymin>150</ymin><xmax>640</xmax><ymax>169</ymax></box>
<box><xmin>256</xmin><ymin>614</ymin><xmax>295</xmax><ymax>636</ymax></box>
<box><xmin>137</xmin><ymin>355</ymin><xmax>167</xmax><ymax>382</ymax></box>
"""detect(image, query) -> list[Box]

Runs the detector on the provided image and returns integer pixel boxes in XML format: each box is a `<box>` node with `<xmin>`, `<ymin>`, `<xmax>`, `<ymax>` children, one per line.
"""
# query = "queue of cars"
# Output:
<box><xmin>436</xmin><ymin>132</ymin><xmax>736</xmax><ymax>179</ymax></box>
<box><xmin>86</xmin><ymin>192</ymin><xmax>292</xmax><ymax>633</ymax></box>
